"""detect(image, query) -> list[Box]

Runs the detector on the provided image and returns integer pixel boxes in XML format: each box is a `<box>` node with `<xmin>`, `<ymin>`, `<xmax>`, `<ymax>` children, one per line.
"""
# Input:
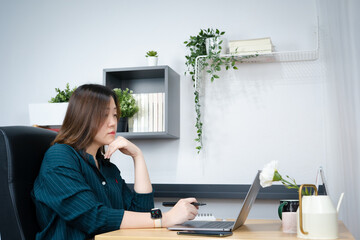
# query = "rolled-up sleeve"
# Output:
<box><xmin>120</xmin><ymin>178</ymin><xmax>154</xmax><ymax>212</ymax></box>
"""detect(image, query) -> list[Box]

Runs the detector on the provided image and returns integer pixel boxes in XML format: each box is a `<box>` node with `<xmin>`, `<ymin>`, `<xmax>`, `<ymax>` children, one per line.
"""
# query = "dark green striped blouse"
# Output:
<box><xmin>31</xmin><ymin>144</ymin><xmax>154</xmax><ymax>240</ymax></box>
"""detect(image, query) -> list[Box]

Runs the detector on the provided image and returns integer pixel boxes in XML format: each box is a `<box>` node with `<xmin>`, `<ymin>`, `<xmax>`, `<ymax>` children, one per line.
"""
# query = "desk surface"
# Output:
<box><xmin>95</xmin><ymin>219</ymin><xmax>354</xmax><ymax>240</ymax></box>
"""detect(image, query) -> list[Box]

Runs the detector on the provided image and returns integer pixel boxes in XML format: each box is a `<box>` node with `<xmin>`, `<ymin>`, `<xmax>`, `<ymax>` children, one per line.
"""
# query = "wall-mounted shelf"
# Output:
<box><xmin>194</xmin><ymin>48</ymin><xmax>319</xmax><ymax>90</ymax></box>
<box><xmin>104</xmin><ymin>65</ymin><xmax>180</xmax><ymax>139</ymax></box>
<box><xmin>194</xmin><ymin>21</ymin><xmax>320</xmax><ymax>89</ymax></box>
<box><xmin>114</xmin><ymin>131</ymin><xmax>177</xmax><ymax>139</ymax></box>
<box><xmin>192</xmin><ymin>26</ymin><xmax>319</xmax><ymax>151</ymax></box>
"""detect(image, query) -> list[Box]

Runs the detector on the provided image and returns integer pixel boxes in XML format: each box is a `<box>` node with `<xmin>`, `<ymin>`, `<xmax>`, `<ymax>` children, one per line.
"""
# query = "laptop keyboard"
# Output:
<box><xmin>184</xmin><ymin>221</ymin><xmax>235</xmax><ymax>229</ymax></box>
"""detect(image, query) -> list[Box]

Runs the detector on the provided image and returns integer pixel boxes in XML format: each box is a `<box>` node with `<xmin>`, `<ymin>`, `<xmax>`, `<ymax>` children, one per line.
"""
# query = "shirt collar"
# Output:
<box><xmin>79</xmin><ymin>149</ymin><xmax>101</xmax><ymax>169</ymax></box>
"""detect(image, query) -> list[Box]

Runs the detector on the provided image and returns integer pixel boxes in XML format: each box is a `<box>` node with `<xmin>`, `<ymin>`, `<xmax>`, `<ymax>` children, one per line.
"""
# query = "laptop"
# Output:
<box><xmin>167</xmin><ymin>171</ymin><xmax>261</xmax><ymax>232</ymax></box>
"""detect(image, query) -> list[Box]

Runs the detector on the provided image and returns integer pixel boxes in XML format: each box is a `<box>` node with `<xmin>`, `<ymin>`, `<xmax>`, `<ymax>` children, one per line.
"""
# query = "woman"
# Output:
<box><xmin>32</xmin><ymin>84</ymin><xmax>198</xmax><ymax>240</ymax></box>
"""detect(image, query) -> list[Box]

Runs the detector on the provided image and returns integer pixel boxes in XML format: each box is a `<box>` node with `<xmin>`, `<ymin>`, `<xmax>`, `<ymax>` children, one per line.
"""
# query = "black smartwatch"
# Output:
<box><xmin>150</xmin><ymin>208</ymin><xmax>162</xmax><ymax>228</ymax></box>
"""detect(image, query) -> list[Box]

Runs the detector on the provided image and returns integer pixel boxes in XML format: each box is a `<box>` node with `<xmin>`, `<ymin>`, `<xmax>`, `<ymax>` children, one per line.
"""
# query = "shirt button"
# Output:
<box><xmin>102</xmin><ymin>181</ymin><xmax>106</xmax><ymax>185</ymax></box>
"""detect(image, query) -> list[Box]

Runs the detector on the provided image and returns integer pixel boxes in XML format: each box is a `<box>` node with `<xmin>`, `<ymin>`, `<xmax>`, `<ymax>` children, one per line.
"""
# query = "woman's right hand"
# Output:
<box><xmin>104</xmin><ymin>136</ymin><xmax>142</xmax><ymax>159</ymax></box>
<box><xmin>162</xmin><ymin>198</ymin><xmax>199</xmax><ymax>227</ymax></box>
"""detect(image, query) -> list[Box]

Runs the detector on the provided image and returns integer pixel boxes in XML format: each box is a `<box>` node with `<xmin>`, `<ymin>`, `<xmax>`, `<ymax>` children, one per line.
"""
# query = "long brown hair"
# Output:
<box><xmin>53</xmin><ymin>84</ymin><xmax>120</xmax><ymax>156</ymax></box>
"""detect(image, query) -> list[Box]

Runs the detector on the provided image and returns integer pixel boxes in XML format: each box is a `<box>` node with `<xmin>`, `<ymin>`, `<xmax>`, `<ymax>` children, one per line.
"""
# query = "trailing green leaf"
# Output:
<box><xmin>184</xmin><ymin>28</ymin><xmax>258</xmax><ymax>153</ymax></box>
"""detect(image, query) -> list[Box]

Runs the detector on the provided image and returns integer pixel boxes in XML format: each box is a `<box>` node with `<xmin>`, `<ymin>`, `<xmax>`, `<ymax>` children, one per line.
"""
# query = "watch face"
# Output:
<box><xmin>151</xmin><ymin>208</ymin><xmax>162</xmax><ymax>219</ymax></box>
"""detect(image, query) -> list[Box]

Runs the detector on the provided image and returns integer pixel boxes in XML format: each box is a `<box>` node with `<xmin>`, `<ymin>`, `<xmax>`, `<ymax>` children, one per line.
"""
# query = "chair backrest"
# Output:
<box><xmin>0</xmin><ymin>126</ymin><xmax>56</xmax><ymax>240</ymax></box>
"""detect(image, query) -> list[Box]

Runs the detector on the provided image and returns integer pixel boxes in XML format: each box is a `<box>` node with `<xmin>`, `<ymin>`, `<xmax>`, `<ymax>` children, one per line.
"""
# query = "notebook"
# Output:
<box><xmin>167</xmin><ymin>171</ymin><xmax>261</xmax><ymax>232</ymax></box>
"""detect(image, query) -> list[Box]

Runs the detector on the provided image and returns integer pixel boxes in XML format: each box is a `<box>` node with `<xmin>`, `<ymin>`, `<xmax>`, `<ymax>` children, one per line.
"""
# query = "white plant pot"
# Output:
<box><xmin>29</xmin><ymin>102</ymin><xmax>68</xmax><ymax>126</ymax></box>
<box><xmin>147</xmin><ymin>56</ymin><xmax>158</xmax><ymax>66</ymax></box>
<box><xmin>205</xmin><ymin>37</ymin><xmax>228</xmax><ymax>55</ymax></box>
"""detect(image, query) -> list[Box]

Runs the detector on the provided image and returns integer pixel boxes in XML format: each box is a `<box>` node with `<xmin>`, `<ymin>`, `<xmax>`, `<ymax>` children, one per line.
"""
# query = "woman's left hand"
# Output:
<box><xmin>104</xmin><ymin>136</ymin><xmax>142</xmax><ymax>159</ymax></box>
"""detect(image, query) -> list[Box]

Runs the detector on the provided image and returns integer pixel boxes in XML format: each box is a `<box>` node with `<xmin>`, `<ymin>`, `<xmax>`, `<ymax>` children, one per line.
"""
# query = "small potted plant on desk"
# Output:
<box><xmin>113</xmin><ymin>88</ymin><xmax>139</xmax><ymax>132</ymax></box>
<box><xmin>145</xmin><ymin>50</ymin><xmax>158</xmax><ymax>66</ymax></box>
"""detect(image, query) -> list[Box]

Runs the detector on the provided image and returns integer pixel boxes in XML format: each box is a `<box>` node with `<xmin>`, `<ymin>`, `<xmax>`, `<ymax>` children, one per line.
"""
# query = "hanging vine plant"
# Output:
<box><xmin>184</xmin><ymin>28</ymin><xmax>257</xmax><ymax>153</ymax></box>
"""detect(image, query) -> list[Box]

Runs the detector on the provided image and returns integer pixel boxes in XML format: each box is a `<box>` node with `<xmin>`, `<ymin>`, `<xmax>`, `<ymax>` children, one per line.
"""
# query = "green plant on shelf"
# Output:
<box><xmin>49</xmin><ymin>83</ymin><xmax>77</xmax><ymax>103</ymax></box>
<box><xmin>145</xmin><ymin>50</ymin><xmax>158</xmax><ymax>57</ymax></box>
<box><xmin>184</xmin><ymin>28</ymin><xmax>258</xmax><ymax>153</ymax></box>
<box><xmin>113</xmin><ymin>88</ymin><xmax>139</xmax><ymax>118</ymax></box>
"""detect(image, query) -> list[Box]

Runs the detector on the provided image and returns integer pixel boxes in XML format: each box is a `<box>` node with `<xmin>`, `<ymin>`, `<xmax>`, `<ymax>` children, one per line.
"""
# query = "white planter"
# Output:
<box><xmin>29</xmin><ymin>103</ymin><xmax>68</xmax><ymax>126</ymax></box>
<box><xmin>147</xmin><ymin>56</ymin><xmax>158</xmax><ymax>66</ymax></box>
<box><xmin>205</xmin><ymin>37</ymin><xmax>228</xmax><ymax>55</ymax></box>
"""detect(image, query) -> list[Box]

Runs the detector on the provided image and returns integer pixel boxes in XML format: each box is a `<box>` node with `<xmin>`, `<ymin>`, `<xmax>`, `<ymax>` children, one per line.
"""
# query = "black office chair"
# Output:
<box><xmin>0</xmin><ymin>126</ymin><xmax>57</xmax><ymax>240</ymax></box>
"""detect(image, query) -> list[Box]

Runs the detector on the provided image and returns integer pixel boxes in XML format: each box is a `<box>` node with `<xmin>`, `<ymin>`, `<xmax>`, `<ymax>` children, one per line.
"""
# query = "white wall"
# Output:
<box><xmin>316</xmin><ymin>0</ymin><xmax>360</xmax><ymax>239</ymax></box>
<box><xmin>0</xmin><ymin>0</ymin><xmax>321</xmax><ymax>183</ymax></box>
<box><xmin>0</xmin><ymin>0</ymin><xmax>358</xmax><ymax>238</ymax></box>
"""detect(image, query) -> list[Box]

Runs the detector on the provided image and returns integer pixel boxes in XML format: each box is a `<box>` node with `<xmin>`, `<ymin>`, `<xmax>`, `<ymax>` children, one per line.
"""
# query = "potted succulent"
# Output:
<box><xmin>113</xmin><ymin>88</ymin><xmax>139</xmax><ymax>132</ymax></box>
<box><xmin>29</xmin><ymin>83</ymin><xmax>76</xmax><ymax>126</ymax></box>
<box><xmin>145</xmin><ymin>50</ymin><xmax>158</xmax><ymax>66</ymax></box>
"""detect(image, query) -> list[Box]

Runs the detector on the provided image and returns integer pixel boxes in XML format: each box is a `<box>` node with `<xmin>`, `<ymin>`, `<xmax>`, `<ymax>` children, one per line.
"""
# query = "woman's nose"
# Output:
<box><xmin>109</xmin><ymin>117</ymin><xmax>116</xmax><ymax>126</ymax></box>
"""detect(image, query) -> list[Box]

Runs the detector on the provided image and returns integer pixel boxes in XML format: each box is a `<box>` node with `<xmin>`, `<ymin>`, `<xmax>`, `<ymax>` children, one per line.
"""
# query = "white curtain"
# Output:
<box><xmin>317</xmin><ymin>0</ymin><xmax>360</xmax><ymax>238</ymax></box>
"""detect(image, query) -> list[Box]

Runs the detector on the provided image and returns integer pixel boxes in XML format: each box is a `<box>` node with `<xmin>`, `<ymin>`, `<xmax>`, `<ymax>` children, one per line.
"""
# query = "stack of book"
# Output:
<box><xmin>229</xmin><ymin>37</ymin><xmax>273</xmax><ymax>55</ymax></box>
<box><xmin>129</xmin><ymin>93</ymin><xmax>165</xmax><ymax>132</ymax></box>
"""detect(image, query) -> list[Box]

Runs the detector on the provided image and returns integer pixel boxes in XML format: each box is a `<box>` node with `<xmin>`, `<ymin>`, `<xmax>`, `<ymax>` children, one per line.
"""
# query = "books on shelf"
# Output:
<box><xmin>131</xmin><ymin>93</ymin><xmax>165</xmax><ymax>133</ymax></box>
<box><xmin>229</xmin><ymin>37</ymin><xmax>273</xmax><ymax>55</ymax></box>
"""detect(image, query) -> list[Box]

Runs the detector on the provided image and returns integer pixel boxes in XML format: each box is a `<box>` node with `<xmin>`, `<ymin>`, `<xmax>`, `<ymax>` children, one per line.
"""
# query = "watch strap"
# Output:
<box><xmin>154</xmin><ymin>218</ymin><xmax>162</xmax><ymax>228</ymax></box>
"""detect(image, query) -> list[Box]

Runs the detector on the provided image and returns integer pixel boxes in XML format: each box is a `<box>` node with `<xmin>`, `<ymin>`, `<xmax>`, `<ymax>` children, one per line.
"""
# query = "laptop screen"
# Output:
<box><xmin>232</xmin><ymin>170</ymin><xmax>261</xmax><ymax>230</ymax></box>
